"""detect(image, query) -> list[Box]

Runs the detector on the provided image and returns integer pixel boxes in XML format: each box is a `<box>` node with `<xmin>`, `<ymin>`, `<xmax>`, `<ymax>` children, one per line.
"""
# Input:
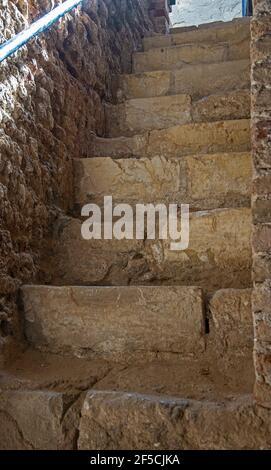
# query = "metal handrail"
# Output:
<box><xmin>0</xmin><ymin>0</ymin><xmax>83</xmax><ymax>63</ymax></box>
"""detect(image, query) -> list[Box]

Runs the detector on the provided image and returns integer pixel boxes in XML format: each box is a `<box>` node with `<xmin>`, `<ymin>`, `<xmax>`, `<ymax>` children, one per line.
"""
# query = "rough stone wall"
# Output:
<box><xmin>0</xmin><ymin>0</ymin><xmax>155</xmax><ymax>364</ymax></box>
<box><xmin>171</xmin><ymin>0</ymin><xmax>242</xmax><ymax>27</ymax></box>
<box><xmin>251</xmin><ymin>0</ymin><xmax>271</xmax><ymax>407</ymax></box>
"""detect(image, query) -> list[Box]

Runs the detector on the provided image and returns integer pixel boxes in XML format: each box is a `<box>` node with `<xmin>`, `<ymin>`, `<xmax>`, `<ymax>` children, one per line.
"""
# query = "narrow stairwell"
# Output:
<box><xmin>1</xmin><ymin>18</ymin><xmax>271</xmax><ymax>450</ymax></box>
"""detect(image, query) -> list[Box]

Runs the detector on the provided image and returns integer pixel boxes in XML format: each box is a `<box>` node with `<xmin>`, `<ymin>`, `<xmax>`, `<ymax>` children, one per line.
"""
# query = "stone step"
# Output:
<box><xmin>133</xmin><ymin>41</ymin><xmax>248</xmax><ymax>74</ymax></box>
<box><xmin>74</xmin><ymin>152</ymin><xmax>252</xmax><ymax>211</ymax></box>
<box><xmin>3</xmin><ymin>391</ymin><xmax>269</xmax><ymax>450</ymax></box>
<box><xmin>3</xmin><ymin>389</ymin><xmax>270</xmax><ymax>450</ymax></box>
<box><xmin>144</xmin><ymin>18</ymin><xmax>250</xmax><ymax>51</ymax></box>
<box><xmin>118</xmin><ymin>59</ymin><xmax>250</xmax><ymax>101</ymax></box>
<box><xmin>89</xmin><ymin>119</ymin><xmax>250</xmax><ymax>159</ymax></box>
<box><xmin>78</xmin><ymin>391</ymin><xmax>271</xmax><ymax>450</ymax></box>
<box><xmin>42</xmin><ymin>207</ymin><xmax>251</xmax><ymax>291</ymax></box>
<box><xmin>21</xmin><ymin>285</ymin><xmax>205</xmax><ymax>361</ymax></box>
<box><xmin>106</xmin><ymin>90</ymin><xmax>250</xmax><ymax>136</ymax></box>
<box><xmin>106</xmin><ymin>93</ymin><xmax>191</xmax><ymax>136</ymax></box>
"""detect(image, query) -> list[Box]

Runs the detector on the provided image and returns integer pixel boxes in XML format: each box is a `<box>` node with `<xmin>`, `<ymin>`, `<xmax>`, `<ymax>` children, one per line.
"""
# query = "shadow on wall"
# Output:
<box><xmin>170</xmin><ymin>0</ymin><xmax>243</xmax><ymax>27</ymax></box>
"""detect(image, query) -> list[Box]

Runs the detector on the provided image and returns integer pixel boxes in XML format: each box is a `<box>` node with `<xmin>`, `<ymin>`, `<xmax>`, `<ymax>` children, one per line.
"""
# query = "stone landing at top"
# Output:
<box><xmin>170</xmin><ymin>0</ymin><xmax>242</xmax><ymax>28</ymax></box>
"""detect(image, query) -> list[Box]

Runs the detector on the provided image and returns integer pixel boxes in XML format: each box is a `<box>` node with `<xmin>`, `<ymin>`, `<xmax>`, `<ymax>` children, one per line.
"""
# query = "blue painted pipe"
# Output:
<box><xmin>242</xmin><ymin>0</ymin><xmax>253</xmax><ymax>16</ymax></box>
<box><xmin>0</xmin><ymin>0</ymin><xmax>83</xmax><ymax>63</ymax></box>
<box><xmin>242</xmin><ymin>0</ymin><xmax>247</xmax><ymax>16</ymax></box>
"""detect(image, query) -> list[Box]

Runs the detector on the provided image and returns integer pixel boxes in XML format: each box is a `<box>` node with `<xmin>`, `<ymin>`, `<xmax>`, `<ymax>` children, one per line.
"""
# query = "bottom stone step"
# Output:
<box><xmin>0</xmin><ymin>344</ymin><xmax>258</xmax><ymax>450</ymax></box>
<box><xmin>78</xmin><ymin>391</ymin><xmax>271</xmax><ymax>450</ymax></box>
<box><xmin>1</xmin><ymin>389</ymin><xmax>270</xmax><ymax>450</ymax></box>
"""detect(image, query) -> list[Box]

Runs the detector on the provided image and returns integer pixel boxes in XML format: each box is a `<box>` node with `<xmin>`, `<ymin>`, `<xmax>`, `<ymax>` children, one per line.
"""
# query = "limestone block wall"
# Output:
<box><xmin>171</xmin><ymin>0</ymin><xmax>242</xmax><ymax>27</ymax></box>
<box><xmin>251</xmin><ymin>0</ymin><xmax>271</xmax><ymax>407</ymax></box>
<box><xmin>149</xmin><ymin>0</ymin><xmax>175</xmax><ymax>32</ymax></box>
<box><xmin>0</xmin><ymin>0</ymin><xmax>155</xmax><ymax>364</ymax></box>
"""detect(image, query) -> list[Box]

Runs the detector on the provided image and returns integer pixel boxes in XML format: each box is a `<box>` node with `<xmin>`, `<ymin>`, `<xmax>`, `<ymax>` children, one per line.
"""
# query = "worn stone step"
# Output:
<box><xmin>89</xmin><ymin>119</ymin><xmax>250</xmax><ymax>159</ymax></box>
<box><xmin>78</xmin><ymin>391</ymin><xmax>271</xmax><ymax>450</ymax></box>
<box><xmin>118</xmin><ymin>59</ymin><xmax>250</xmax><ymax>101</ymax></box>
<box><xmin>3</xmin><ymin>391</ymin><xmax>268</xmax><ymax>450</ymax></box>
<box><xmin>133</xmin><ymin>41</ymin><xmax>248</xmax><ymax>74</ymax></box>
<box><xmin>74</xmin><ymin>152</ymin><xmax>252</xmax><ymax>211</ymax></box>
<box><xmin>21</xmin><ymin>285</ymin><xmax>205</xmax><ymax>361</ymax></box>
<box><xmin>42</xmin><ymin>208</ymin><xmax>251</xmax><ymax>291</ymax></box>
<box><xmin>144</xmin><ymin>18</ymin><xmax>250</xmax><ymax>51</ymax></box>
<box><xmin>3</xmin><ymin>388</ymin><xmax>270</xmax><ymax>450</ymax></box>
<box><xmin>106</xmin><ymin>90</ymin><xmax>250</xmax><ymax>136</ymax></box>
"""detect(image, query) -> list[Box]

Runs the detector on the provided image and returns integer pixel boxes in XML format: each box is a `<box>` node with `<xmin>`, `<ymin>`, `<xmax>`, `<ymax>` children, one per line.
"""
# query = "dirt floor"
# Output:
<box><xmin>0</xmin><ymin>348</ymin><xmax>254</xmax><ymax>401</ymax></box>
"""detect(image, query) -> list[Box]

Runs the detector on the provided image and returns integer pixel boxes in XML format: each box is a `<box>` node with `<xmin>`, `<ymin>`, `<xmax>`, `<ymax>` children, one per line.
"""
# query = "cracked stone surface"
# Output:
<box><xmin>208</xmin><ymin>288</ymin><xmax>253</xmax><ymax>356</ymax></box>
<box><xmin>78</xmin><ymin>391</ymin><xmax>271</xmax><ymax>450</ymax></box>
<box><xmin>41</xmin><ymin>207</ymin><xmax>251</xmax><ymax>291</ymax></box>
<box><xmin>0</xmin><ymin>389</ymin><xmax>82</xmax><ymax>450</ymax></box>
<box><xmin>73</xmin><ymin>152</ymin><xmax>251</xmax><ymax>210</ymax></box>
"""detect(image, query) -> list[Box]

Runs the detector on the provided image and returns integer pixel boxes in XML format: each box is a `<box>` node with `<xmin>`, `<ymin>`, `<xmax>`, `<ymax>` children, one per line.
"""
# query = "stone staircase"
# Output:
<box><xmin>1</xmin><ymin>18</ymin><xmax>271</xmax><ymax>450</ymax></box>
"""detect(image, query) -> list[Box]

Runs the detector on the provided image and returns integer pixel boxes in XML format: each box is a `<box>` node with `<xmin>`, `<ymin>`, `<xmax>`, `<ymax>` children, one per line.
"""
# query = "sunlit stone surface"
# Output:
<box><xmin>171</xmin><ymin>0</ymin><xmax>242</xmax><ymax>27</ymax></box>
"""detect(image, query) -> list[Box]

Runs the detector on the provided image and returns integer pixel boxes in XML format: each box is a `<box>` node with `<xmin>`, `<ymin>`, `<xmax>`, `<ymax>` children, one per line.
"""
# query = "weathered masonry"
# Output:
<box><xmin>0</xmin><ymin>0</ymin><xmax>271</xmax><ymax>450</ymax></box>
